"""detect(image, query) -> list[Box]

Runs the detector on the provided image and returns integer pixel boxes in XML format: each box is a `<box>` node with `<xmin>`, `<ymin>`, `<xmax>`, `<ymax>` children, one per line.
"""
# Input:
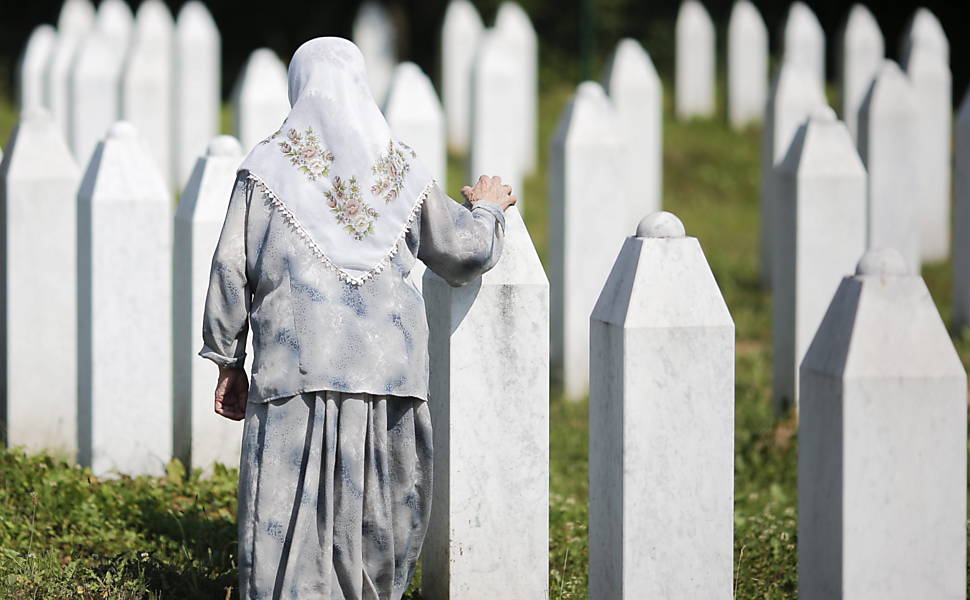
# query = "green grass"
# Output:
<box><xmin>2</xmin><ymin>82</ymin><xmax>969</xmax><ymax>599</ymax></box>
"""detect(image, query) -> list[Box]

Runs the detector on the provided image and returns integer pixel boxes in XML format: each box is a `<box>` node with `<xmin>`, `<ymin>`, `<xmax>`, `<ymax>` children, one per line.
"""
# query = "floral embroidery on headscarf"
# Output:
<box><xmin>279</xmin><ymin>127</ymin><xmax>335</xmax><ymax>181</ymax></box>
<box><xmin>371</xmin><ymin>140</ymin><xmax>417</xmax><ymax>203</ymax></box>
<box><xmin>325</xmin><ymin>176</ymin><xmax>379</xmax><ymax>240</ymax></box>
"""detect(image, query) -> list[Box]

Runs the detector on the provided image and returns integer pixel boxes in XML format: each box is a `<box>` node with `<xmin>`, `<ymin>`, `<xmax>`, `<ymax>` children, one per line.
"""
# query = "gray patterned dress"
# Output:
<box><xmin>200</xmin><ymin>174</ymin><xmax>505</xmax><ymax>599</ymax></box>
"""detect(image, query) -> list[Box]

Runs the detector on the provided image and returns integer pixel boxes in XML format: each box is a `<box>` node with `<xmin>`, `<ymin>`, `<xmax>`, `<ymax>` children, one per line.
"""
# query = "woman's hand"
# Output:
<box><xmin>215</xmin><ymin>366</ymin><xmax>248</xmax><ymax>421</ymax></box>
<box><xmin>461</xmin><ymin>175</ymin><xmax>517</xmax><ymax>211</ymax></box>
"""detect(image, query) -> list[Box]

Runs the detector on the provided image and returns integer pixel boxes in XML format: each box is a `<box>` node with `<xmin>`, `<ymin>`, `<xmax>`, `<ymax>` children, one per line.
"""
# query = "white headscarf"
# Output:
<box><xmin>239</xmin><ymin>37</ymin><xmax>434</xmax><ymax>285</ymax></box>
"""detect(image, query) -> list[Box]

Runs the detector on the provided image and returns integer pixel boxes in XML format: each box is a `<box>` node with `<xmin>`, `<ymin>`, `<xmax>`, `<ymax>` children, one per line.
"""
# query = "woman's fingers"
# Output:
<box><xmin>502</xmin><ymin>184</ymin><xmax>512</xmax><ymax>196</ymax></box>
<box><xmin>507</xmin><ymin>195</ymin><xmax>518</xmax><ymax>207</ymax></box>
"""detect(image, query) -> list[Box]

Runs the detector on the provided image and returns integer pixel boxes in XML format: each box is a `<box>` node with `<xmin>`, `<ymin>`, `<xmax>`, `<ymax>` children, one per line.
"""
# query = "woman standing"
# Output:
<box><xmin>200</xmin><ymin>37</ymin><xmax>516</xmax><ymax>599</ymax></box>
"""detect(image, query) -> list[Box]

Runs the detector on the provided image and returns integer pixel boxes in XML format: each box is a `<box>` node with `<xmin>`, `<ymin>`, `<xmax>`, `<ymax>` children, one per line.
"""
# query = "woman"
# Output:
<box><xmin>200</xmin><ymin>38</ymin><xmax>516</xmax><ymax>599</ymax></box>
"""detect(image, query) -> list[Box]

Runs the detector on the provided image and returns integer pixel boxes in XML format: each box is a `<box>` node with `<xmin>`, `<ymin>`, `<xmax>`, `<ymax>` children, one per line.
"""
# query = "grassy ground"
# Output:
<box><xmin>1</xmin><ymin>82</ymin><xmax>969</xmax><ymax>598</ymax></box>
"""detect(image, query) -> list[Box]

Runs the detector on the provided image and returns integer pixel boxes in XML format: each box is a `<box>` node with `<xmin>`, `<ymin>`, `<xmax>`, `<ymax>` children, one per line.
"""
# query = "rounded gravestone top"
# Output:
<box><xmin>636</xmin><ymin>211</ymin><xmax>686</xmax><ymax>238</ymax></box>
<box><xmin>811</xmin><ymin>106</ymin><xmax>837</xmax><ymax>122</ymax></box>
<box><xmin>107</xmin><ymin>121</ymin><xmax>138</xmax><ymax>140</ymax></box>
<box><xmin>855</xmin><ymin>247</ymin><xmax>908</xmax><ymax>276</ymax></box>
<box><xmin>207</xmin><ymin>135</ymin><xmax>242</xmax><ymax>157</ymax></box>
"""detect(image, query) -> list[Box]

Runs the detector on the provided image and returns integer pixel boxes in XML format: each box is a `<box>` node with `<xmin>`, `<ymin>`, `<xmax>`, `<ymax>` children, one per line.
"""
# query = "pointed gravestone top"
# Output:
<box><xmin>553</xmin><ymin>81</ymin><xmax>619</xmax><ymax>149</ymax></box>
<box><xmin>384</xmin><ymin>62</ymin><xmax>440</xmax><ymax>123</ymax></box>
<box><xmin>441</xmin><ymin>0</ymin><xmax>483</xmax><ymax>153</ymax></box>
<box><xmin>845</xmin><ymin>4</ymin><xmax>881</xmax><ymax>45</ymax></box>
<box><xmin>3</xmin><ymin>107</ymin><xmax>80</xmax><ymax>181</ymax></box>
<box><xmin>636</xmin><ymin>211</ymin><xmax>685</xmax><ymax>238</ymax></box>
<box><xmin>207</xmin><ymin>134</ymin><xmax>243</xmax><ymax>158</ymax></box>
<box><xmin>784</xmin><ymin>2</ymin><xmax>825</xmax><ymax>78</ymax></box>
<box><xmin>353</xmin><ymin>1</ymin><xmax>396</xmax><ymax>103</ymax></box>
<box><xmin>901</xmin><ymin>8</ymin><xmax>948</xmax><ymax>65</ymax></box>
<box><xmin>133</xmin><ymin>0</ymin><xmax>173</xmax><ymax>41</ymax></box>
<box><xmin>495</xmin><ymin>2</ymin><xmax>535</xmax><ymax>39</ymax></box>
<box><xmin>96</xmin><ymin>0</ymin><xmax>132</xmax><ymax>51</ymax></box>
<box><xmin>176</xmin><ymin>1</ymin><xmax>217</xmax><ymax>36</ymax></box>
<box><xmin>18</xmin><ymin>25</ymin><xmax>58</xmax><ymax>109</ymax></box>
<box><xmin>87</xmin><ymin>121</ymin><xmax>167</xmax><ymax>201</ymax></box>
<box><xmin>860</xmin><ymin>60</ymin><xmax>916</xmax><ymax>131</ymax></box>
<box><xmin>57</xmin><ymin>0</ymin><xmax>95</xmax><ymax>37</ymax></box>
<box><xmin>604</xmin><ymin>38</ymin><xmax>660</xmax><ymax>100</ymax></box>
<box><xmin>383</xmin><ymin>62</ymin><xmax>445</xmax><ymax>182</ymax></box>
<box><xmin>779</xmin><ymin>107</ymin><xmax>863</xmax><ymax>179</ymax></box>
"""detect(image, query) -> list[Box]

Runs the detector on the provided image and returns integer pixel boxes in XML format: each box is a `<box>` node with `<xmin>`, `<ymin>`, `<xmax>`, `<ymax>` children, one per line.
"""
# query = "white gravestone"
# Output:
<box><xmin>70</xmin><ymin>32</ymin><xmax>124</xmax><ymax>169</ymax></box>
<box><xmin>772</xmin><ymin>108</ymin><xmax>867</xmax><ymax>415</ymax></box>
<box><xmin>77</xmin><ymin>122</ymin><xmax>173</xmax><ymax>477</ymax></box>
<box><xmin>175</xmin><ymin>2</ymin><xmax>221</xmax><ymax>189</ymax></box>
<box><xmin>470</xmin><ymin>30</ymin><xmax>524</xmax><ymax>207</ymax></box>
<box><xmin>352</xmin><ymin>1</ymin><xmax>396</xmax><ymax>104</ymax></box>
<box><xmin>840</xmin><ymin>4</ymin><xmax>883</xmax><ymax>141</ymax></box>
<box><xmin>495</xmin><ymin>2</ymin><xmax>539</xmax><ymax>174</ymax></box>
<box><xmin>17</xmin><ymin>25</ymin><xmax>57</xmax><ymax>110</ymax></box>
<box><xmin>441</xmin><ymin>0</ymin><xmax>483</xmax><ymax>154</ymax></box>
<box><xmin>121</xmin><ymin>0</ymin><xmax>174</xmax><ymax>188</ymax></box>
<box><xmin>603</xmin><ymin>38</ymin><xmax>663</xmax><ymax>222</ymax></box>
<box><xmin>783</xmin><ymin>2</ymin><xmax>826</xmax><ymax>90</ymax></box>
<box><xmin>799</xmin><ymin>248</ymin><xmax>966</xmax><ymax>600</ymax></box>
<box><xmin>384</xmin><ymin>62</ymin><xmax>447</xmax><ymax>188</ymax></box>
<box><xmin>233</xmin><ymin>48</ymin><xmax>290</xmax><ymax>153</ymax></box>
<box><xmin>761</xmin><ymin>62</ymin><xmax>828</xmax><ymax>286</ymax></box>
<box><xmin>550</xmin><ymin>81</ymin><xmax>627</xmax><ymax>401</ymax></box>
<box><xmin>174</xmin><ymin>136</ymin><xmax>243</xmax><ymax>471</ymax></box>
<box><xmin>96</xmin><ymin>0</ymin><xmax>133</xmax><ymax>53</ymax></box>
<box><xmin>590</xmin><ymin>211</ymin><xmax>734</xmax><ymax>599</ymax></box>
<box><xmin>900</xmin><ymin>8</ymin><xmax>948</xmax><ymax>66</ymax></box>
<box><xmin>858</xmin><ymin>61</ymin><xmax>920</xmax><ymax>273</ymax></box>
<box><xmin>57</xmin><ymin>0</ymin><xmax>95</xmax><ymax>37</ymax></box>
<box><xmin>904</xmin><ymin>43</ymin><xmax>951</xmax><ymax>263</ymax></box>
<box><xmin>1</xmin><ymin>108</ymin><xmax>81</xmax><ymax>456</ymax></box>
<box><xmin>422</xmin><ymin>207</ymin><xmax>549</xmax><ymax>600</ymax></box>
<box><xmin>727</xmin><ymin>0</ymin><xmax>768</xmax><ymax>129</ymax></box>
<box><xmin>45</xmin><ymin>30</ymin><xmax>83</xmax><ymax>135</ymax></box>
<box><xmin>955</xmin><ymin>90</ymin><xmax>970</xmax><ymax>331</ymax></box>
<box><xmin>675</xmin><ymin>0</ymin><xmax>716</xmax><ymax>119</ymax></box>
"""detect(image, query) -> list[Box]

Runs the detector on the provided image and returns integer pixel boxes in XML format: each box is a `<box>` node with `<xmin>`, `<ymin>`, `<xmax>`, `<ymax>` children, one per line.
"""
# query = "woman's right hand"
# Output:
<box><xmin>215</xmin><ymin>366</ymin><xmax>248</xmax><ymax>421</ymax></box>
<box><xmin>461</xmin><ymin>175</ymin><xmax>517</xmax><ymax>211</ymax></box>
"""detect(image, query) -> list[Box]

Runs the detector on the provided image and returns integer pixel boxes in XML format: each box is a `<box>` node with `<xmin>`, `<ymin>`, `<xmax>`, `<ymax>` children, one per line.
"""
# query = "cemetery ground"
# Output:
<box><xmin>1</xmin><ymin>83</ymin><xmax>969</xmax><ymax>600</ymax></box>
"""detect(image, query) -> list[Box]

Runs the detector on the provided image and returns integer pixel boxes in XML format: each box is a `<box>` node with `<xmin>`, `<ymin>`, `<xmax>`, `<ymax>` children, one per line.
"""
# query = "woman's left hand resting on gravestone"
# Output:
<box><xmin>214</xmin><ymin>366</ymin><xmax>248</xmax><ymax>421</ymax></box>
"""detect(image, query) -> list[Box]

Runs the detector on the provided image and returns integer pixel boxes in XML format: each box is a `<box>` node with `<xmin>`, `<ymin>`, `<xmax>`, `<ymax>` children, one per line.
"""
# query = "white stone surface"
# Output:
<box><xmin>77</xmin><ymin>122</ymin><xmax>173</xmax><ymax>477</ymax></box>
<box><xmin>495</xmin><ymin>2</ymin><xmax>538</xmax><ymax>173</ymax></box>
<box><xmin>384</xmin><ymin>62</ymin><xmax>447</xmax><ymax>188</ymax></box>
<box><xmin>727</xmin><ymin>0</ymin><xmax>768</xmax><ymax>129</ymax></box>
<box><xmin>955</xmin><ymin>89</ymin><xmax>970</xmax><ymax>331</ymax></box>
<box><xmin>0</xmin><ymin>108</ymin><xmax>81</xmax><ymax>456</ymax></box>
<box><xmin>858</xmin><ymin>61</ymin><xmax>920</xmax><ymax>273</ymax></box>
<box><xmin>57</xmin><ymin>0</ymin><xmax>95</xmax><ymax>37</ymax></box>
<box><xmin>95</xmin><ymin>0</ymin><xmax>133</xmax><ymax>53</ymax></box>
<box><xmin>550</xmin><ymin>81</ymin><xmax>628</xmax><ymax>401</ymax></box>
<box><xmin>121</xmin><ymin>0</ymin><xmax>174</xmax><ymax>188</ymax></box>
<box><xmin>174</xmin><ymin>136</ymin><xmax>243</xmax><ymax>471</ymax></box>
<box><xmin>441</xmin><ymin>0</ymin><xmax>483</xmax><ymax>154</ymax></box>
<box><xmin>589</xmin><ymin>211</ymin><xmax>734</xmax><ymax>599</ymax></box>
<box><xmin>783</xmin><ymin>2</ymin><xmax>826</xmax><ymax>91</ymax></box>
<box><xmin>422</xmin><ymin>206</ymin><xmax>549</xmax><ymax>600</ymax></box>
<box><xmin>233</xmin><ymin>48</ymin><xmax>290</xmax><ymax>153</ymax></box>
<box><xmin>840</xmin><ymin>4</ymin><xmax>883</xmax><ymax>141</ymax></box>
<box><xmin>44</xmin><ymin>29</ymin><xmax>82</xmax><ymax>135</ymax></box>
<box><xmin>675</xmin><ymin>0</ymin><xmax>716</xmax><ymax>119</ymax></box>
<box><xmin>17</xmin><ymin>25</ymin><xmax>57</xmax><ymax>110</ymax></box>
<box><xmin>900</xmin><ymin>8</ymin><xmax>948</xmax><ymax>66</ymax></box>
<box><xmin>799</xmin><ymin>248</ymin><xmax>966</xmax><ymax>600</ymax></box>
<box><xmin>603</xmin><ymin>38</ymin><xmax>663</xmax><ymax>222</ymax></box>
<box><xmin>761</xmin><ymin>62</ymin><xmax>828</xmax><ymax>286</ymax></box>
<box><xmin>772</xmin><ymin>108</ymin><xmax>867</xmax><ymax>415</ymax></box>
<box><xmin>175</xmin><ymin>2</ymin><xmax>221</xmax><ymax>189</ymax></box>
<box><xmin>352</xmin><ymin>1</ymin><xmax>396</xmax><ymax>104</ymax></box>
<box><xmin>470</xmin><ymin>30</ymin><xmax>525</xmax><ymax>206</ymax></box>
<box><xmin>904</xmin><ymin>43</ymin><xmax>952</xmax><ymax>263</ymax></box>
<box><xmin>70</xmin><ymin>31</ymin><xmax>124</xmax><ymax>169</ymax></box>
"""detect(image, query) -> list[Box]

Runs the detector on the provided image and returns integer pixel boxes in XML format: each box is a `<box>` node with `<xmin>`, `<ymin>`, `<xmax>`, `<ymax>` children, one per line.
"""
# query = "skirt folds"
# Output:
<box><xmin>237</xmin><ymin>391</ymin><xmax>433</xmax><ymax>600</ymax></box>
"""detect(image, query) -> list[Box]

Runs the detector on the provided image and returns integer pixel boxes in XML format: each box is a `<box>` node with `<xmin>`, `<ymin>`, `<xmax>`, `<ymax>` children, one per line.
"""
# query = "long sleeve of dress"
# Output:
<box><xmin>417</xmin><ymin>184</ymin><xmax>506</xmax><ymax>286</ymax></box>
<box><xmin>199</xmin><ymin>176</ymin><xmax>252</xmax><ymax>368</ymax></box>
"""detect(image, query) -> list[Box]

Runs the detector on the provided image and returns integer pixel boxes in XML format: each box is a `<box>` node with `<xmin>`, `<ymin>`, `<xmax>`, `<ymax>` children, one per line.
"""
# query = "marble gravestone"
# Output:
<box><xmin>95</xmin><ymin>0</ymin><xmax>133</xmax><ymax>53</ymax></box>
<box><xmin>0</xmin><ymin>108</ymin><xmax>81</xmax><ymax>456</ymax></box>
<box><xmin>121</xmin><ymin>0</ymin><xmax>175</xmax><ymax>188</ymax></box>
<box><xmin>16</xmin><ymin>25</ymin><xmax>57</xmax><ymax>110</ymax></box>
<box><xmin>727</xmin><ymin>0</ymin><xmax>768</xmax><ymax>129</ymax></box>
<box><xmin>70</xmin><ymin>32</ymin><xmax>123</xmax><ymax>169</ymax></box>
<box><xmin>174</xmin><ymin>2</ymin><xmax>220</xmax><ymax>189</ymax></box>
<box><xmin>174</xmin><ymin>136</ymin><xmax>244</xmax><ymax>472</ymax></box>
<box><xmin>955</xmin><ymin>90</ymin><xmax>970</xmax><ymax>331</ymax></box>
<box><xmin>904</xmin><ymin>40</ymin><xmax>951</xmax><ymax>263</ymax></box>
<box><xmin>858</xmin><ymin>61</ymin><xmax>920</xmax><ymax>273</ymax></box>
<box><xmin>422</xmin><ymin>207</ymin><xmax>549</xmax><ymax>600</ymax></box>
<box><xmin>384</xmin><ymin>62</ymin><xmax>447</xmax><ymax>188</ymax></box>
<box><xmin>589</xmin><ymin>212</ymin><xmax>734</xmax><ymax>599</ymax></box>
<box><xmin>675</xmin><ymin>0</ymin><xmax>715</xmax><ymax>119</ymax></box>
<box><xmin>233</xmin><ymin>48</ymin><xmax>290</xmax><ymax>153</ymax></box>
<box><xmin>57</xmin><ymin>0</ymin><xmax>95</xmax><ymax>36</ymax></box>
<box><xmin>772</xmin><ymin>108</ymin><xmax>866</xmax><ymax>415</ymax></box>
<box><xmin>783</xmin><ymin>2</ymin><xmax>826</xmax><ymax>91</ymax></box>
<box><xmin>352</xmin><ymin>1</ymin><xmax>396</xmax><ymax>104</ymax></box>
<box><xmin>495</xmin><ymin>2</ymin><xmax>539</xmax><ymax>174</ymax></box>
<box><xmin>550</xmin><ymin>82</ymin><xmax>627</xmax><ymax>402</ymax></box>
<box><xmin>761</xmin><ymin>62</ymin><xmax>827</xmax><ymax>286</ymax></box>
<box><xmin>441</xmin><ymin>0</ymin><xmax>483</xmax><ymax>154</ymax></box>
<box><xmin>77</xmin><ymin>122</ymin><xmax>173</xmax><ymax>477</ymax></box>
<box><xmin>470</xmin><ymin>30</ymin><xmax>524</xmax><ymax>208</ymax></box>
<box><xmin>840</xmin><ymin>5</ymin><xmax>883</xmax><ymax>142</ymax></box>
<box><xmin>900</xmin><ymin>8</ymin><xmax>948</xmax><ymax>66</ymax></box>
<box><xmin>603</xmin><ymin>38</ymin><xmax>663</xmax><ymax>222</ymax></box>
<box><xmin>45</xmin><ymin>29</ymin><xmax>84</xmax><ymax>134</ymax></box>
<box><xmin>799</xmin><ymin>248</ymin><xmax>966</xmax><ymax>600</ymax></box>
